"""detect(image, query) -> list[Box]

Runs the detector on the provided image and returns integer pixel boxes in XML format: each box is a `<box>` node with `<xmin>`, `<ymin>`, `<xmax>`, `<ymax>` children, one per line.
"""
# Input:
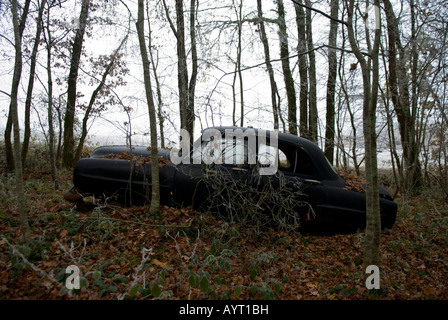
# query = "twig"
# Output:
<box><xmin>117</xmin><ymin>247</ymin><xmax>153</xmax><ymax>300</ymax></box>
<box><xmin>2</xmin><ymin>237</ymin><xmax>62</xmax><ymax>288</ymax></box>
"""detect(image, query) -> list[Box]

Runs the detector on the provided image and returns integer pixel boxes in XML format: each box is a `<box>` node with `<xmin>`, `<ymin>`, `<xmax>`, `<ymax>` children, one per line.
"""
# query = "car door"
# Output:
<box><xmin>171</xmin><ymin>133</ymin><xmax>251</xmax><ymax>212</ymax></box>
<box><xmin>254</xmin><ymin>141</ymin><xmax>324</xmax><ymax>225</ymax></box>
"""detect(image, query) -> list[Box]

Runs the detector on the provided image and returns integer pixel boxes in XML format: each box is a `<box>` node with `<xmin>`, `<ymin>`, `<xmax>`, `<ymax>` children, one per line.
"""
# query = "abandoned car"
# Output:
<box><xmin>65</xmin><ymin>126</ymin><xmax>397</xmax><ymax>232</ymax></box>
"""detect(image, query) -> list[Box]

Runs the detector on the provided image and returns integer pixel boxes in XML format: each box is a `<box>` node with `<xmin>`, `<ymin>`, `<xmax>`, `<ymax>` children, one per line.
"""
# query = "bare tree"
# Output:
<box><xmin>162</xmin><ymin>0</ymin><xmax>197</xmax><ymax>143</ymax></box>
<box><xmin>324</xmin><ymin>0</ymin><xmax>339</xmax><ymax>164</ymax></box>
<box><xmin>9</xmin><ymin>0</ymin><xmax>31</xmax><ymax>243</ymax></box>
<box><xmin>294</xmin><ymin>0</ymin><xmax>308</xmax><ymax>138</ymax></box>
<box><xmin>62</xmin><ymin>0</ymin><xmax>90</xmax><ymax>168</ymax></box>
<box><xmin>21</xmin><ymin>0</ymin><xmax>46</xmax><ymax>167</ymax></box>
<box><xmin>305</xmin><ymin>0</ymin><xmax>317</xmax><ymax>143</ymax></box>
<box><xmin>383</xmin><ymin>0</ymin><xmax>422</xmax><ymax>192</ymax></box>
<box><xmin>146</xmin><ymin>6</ymin><xmax>165</xmax><ymax>148</ymax></box>
<box><xmin>4</xmin><ymin>0</ymin><xmax>31</xmax><ymax>171</ymax></box>
<box><xmin>277</xmin><ymin>0</ymin><xmax>297</xmax><ymax>135</ymax></box>
<box><xmin>136</xmin><ymin>0</ymin><xmax>160</xmax><ymax>214</ymax></box>
<box><xmin>42</xmin><ymin>0</ymin><xmax>57</xmax><ymax>187</ymax></box>
<box><xmin>257</xmin><ymin>0</ymin><xmax>280</xmax><ymax>129</ymax></box>
<box><xmin>345</xmin><ymin>0</ymin><xmax>382</xmax><ymax>266</ymax></box>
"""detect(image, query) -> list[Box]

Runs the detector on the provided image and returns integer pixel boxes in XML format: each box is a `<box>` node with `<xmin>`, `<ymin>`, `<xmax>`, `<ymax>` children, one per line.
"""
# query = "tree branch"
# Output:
<box><xmin>291</xmin><ymin>0</ymin><xmax>348</xmax><ymax>26</ymax></box>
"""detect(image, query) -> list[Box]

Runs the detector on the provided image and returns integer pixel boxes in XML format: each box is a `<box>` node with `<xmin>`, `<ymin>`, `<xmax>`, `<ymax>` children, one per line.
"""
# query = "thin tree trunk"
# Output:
<box><xmin>277</xmin><ymin>0</ymin><xmax>298</xmax><ymax>135</ymax></box>
<box><xmin>62</xmin><ymin>0</ymin><xmax>90</xmax><ymax>168</ymax></box>
<box><xmin>162</xmin><ymin>0</ymin><xmax>196</xmax><ymax>141</ymax></box>
<box><xmin>188</xmin><ymin>0</ymin><xmax>198</xmax><ymax>134</ymax></box>
<box><xmin>175</xmin><ymin>0</ymin><xmax>190</xmax><ymax>133</ymax></box>
<box><xmin>43</xmin><ymin>3</ymin><xmax>57</xmax><ymax>188</ymax></box>
<box><xmin>384</xmin><ymin>0</ymin><xmax>422</xmax><ymax>192</ymax></box>
<box><xmin>294</xmin><ymin>0</ymin><xmax>308</xmax><ymax>138</ymax></box>
<box><xmin>305</xmin><ymin>0</ymin><xmax>317</xmax><ymax>143</ymax></box>
<box><xmin>136</xmin><ymin>0</ymin><xmax>160</xmax><ymax>215</ymax></box>
<box><xmin>324</xmin><ymin>0</ymin><xmax>338</xmax><ymax>163</ymax></box>
<box><xmin>257</xmin><ymin>0</ymin><xmax>279</xmax><ymax>129</ymax></box>
<box><xmin>346</xmin><ymin>0</ymin><xmax>381</xmax><ymax>267</ymax></box>
<box><xmin>146</xmin><ymin>9</ymin><xmax>165</xmax><ymax>148</ymax></box>
<box><xmin>408</xmin><ymin>0</ymin><xmax>423</xmax><ymax>190</ymax></box>
<box><xmin>10</xmin><ymin>0</ymin><xmax>30</xmax><ymax>243</ymax></box>
<box><xmin>4</xmin><ymin>0</ymin><xmax>31</xmax><ymax>171</ymax></box>
<box><xmin>22</xmin><ymin>0</ymin><xmax>46</xmax><ymax>167</ymax></box>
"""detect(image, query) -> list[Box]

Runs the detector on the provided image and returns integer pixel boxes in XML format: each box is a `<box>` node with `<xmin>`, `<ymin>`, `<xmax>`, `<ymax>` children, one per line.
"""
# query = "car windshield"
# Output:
<box><xmin>193</xmin><ymin>135</ymin><xmax>282</xmax><ymax>167</ymax></box>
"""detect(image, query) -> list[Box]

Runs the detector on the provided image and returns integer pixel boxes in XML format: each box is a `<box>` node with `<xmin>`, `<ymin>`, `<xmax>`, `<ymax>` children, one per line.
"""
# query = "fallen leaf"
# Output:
<box><xmin>59</xmin><ymin>230</ymin><xmax>68</xmax><ymax>238</ymax></box>
<box><xmin>152</xmin><ymin>259</ymin><xmax>170</xmax><ymax>268</ymax></box>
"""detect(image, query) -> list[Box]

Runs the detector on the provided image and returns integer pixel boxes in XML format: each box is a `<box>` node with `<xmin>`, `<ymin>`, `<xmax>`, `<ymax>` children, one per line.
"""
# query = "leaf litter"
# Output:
<box><xmin>0</xmin><ymin>169</ymin><xmax>447</xmax><ymax>300</ymax></box>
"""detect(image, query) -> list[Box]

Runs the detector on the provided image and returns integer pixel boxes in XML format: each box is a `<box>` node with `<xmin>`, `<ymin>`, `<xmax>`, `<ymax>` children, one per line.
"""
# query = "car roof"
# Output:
<box><xmin>204</xmin><ymin>126</ymin><xmax>343</xmax><ymax>183</ymax></box>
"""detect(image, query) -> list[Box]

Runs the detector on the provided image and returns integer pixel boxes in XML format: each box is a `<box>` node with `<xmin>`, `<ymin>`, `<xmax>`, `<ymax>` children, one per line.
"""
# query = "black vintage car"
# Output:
<box><xmin>65</xmin><ymin>126</ymin><xmax>397</xmax><ymax>233</ymax></box>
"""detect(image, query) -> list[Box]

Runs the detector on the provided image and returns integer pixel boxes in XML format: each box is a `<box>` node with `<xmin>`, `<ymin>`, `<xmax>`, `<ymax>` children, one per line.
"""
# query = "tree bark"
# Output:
<box><xmin>136</xmin><ymin>0</ymin><xmax>160</xmax><ymax>214</ymax></box>
<box><xmin>324</xmin><ymin>0</ymin><xmax>338</xmax><ymax>164</ymax></box>
<box><xmin>146</xmin><ymin>7</ymin><xmax>165</xmax><ymax>148</ymax></box>
<box><xmin>383</xmin><ymin>0</ymin><xmax>422</xmax><ymax>192</ymax></box>
<box><xmin>43</xmin><ymin>2</ymin><xmax>57</xmax><ymax>187</ymax></box>
<box><xmin>294</xmin><ymin>0</ymin><xmax>308</xmax><ymax>138</ymax></box>
<box><xmin>277</xmin><ymin>0</ymin><xmax>298</xmax><ymax>135</ymax></box>
<box><xmin>234</xmin><ymin>0</ymin><xmax>244</xmax><ymax>127</ymax></box>
<box><xmin>22</xmin><ymin>0</ymin><xmax>46</xmax><ymax>167</ymax></box>
<box><xmin>4</xmin><ymin>0</ymin><xmax>31</xmax><ymax>171</ymax></box>
<box><xmin>257</xmin><ymin>0</ymin><xmax>279</xmax><ymax>129</ymax></box>
<box><xmin>188</xmin><ymin>0</ymin><xmax>198</xmax><ymax>133</ymax></box>
<box><xmin>346</xmin><ymin>0</ymin><xmax>381</xmax><ymax>266</ymax></box>
<box><xmin>305</xmin><ymin>0</ymin><xmax>317</xmax><ymax>143</ymax></box>
<box><xmin>10</xmin><ymin>0</ymin><xmax>30</xmax><ymax>243</ymax></box>
<box><xmin>162</xmin><ymin>0</ymin><xmax>196</xmax><ymax>142</ymax></box>
<box><xmin>62</xmin><ymin>0</ymin><xmax>90</xmax><ymax>168</ymax></box>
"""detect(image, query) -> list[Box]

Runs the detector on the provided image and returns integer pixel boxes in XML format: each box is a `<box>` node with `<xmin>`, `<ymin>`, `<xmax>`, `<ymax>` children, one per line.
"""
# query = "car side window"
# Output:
<box><xmin>293</xmin><ymin>148</ymin><xmax>317</xmax><ymax>177</ymax></box>
<box><xmin>257</xmin><ymin>144</ymin><xmax>291</xmax><ymax>172</ymax></box>
<box><xmin>223</xmin><ymin>139</ymin><xmax>247</xmax><ymax>165</ymax></box>
<box><xmin>276</xmin><ymin>144</ymin><xmax>317</xmax><ymax>177</ymax></box>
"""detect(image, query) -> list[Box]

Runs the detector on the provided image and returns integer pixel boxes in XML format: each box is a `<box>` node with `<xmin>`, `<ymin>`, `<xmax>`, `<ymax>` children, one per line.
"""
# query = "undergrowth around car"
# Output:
<box><xmin>0</xmin><ymin>169</ymin><xmax>447</xmax><ymax>300</ymax></box>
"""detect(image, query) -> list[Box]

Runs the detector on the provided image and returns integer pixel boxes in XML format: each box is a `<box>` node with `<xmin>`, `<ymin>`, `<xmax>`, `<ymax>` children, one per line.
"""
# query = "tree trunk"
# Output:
<box><xmin>136</xmin><ymin>0</ymin><xmax>160</xmax><ymax>215</ymax></box>
<box><xmin>22</xmin><ymin>0</ymin><xmax>46</xmax><ymax>167</ymax></box>
<box><xmin>43</xmin><ymin>3</ymin><xmax>57</xmax><ymax>188</ymax></box>
<box><xmin>257</xmin><ymin>0</ymin><xmax>279</xmax><ymax>129</ymax></box>
<box><xmin>175</xmin><ymin>0</ymin><xmax>190</xmax><ymax>135</ymax></box>
<box><xmin>294</xmin><ymin>0</ymin><xmax>308</xmax><ymax>138</ymax></box>
<box><xmin>324</xmin><ymin>0</ymin><xmax>338</xmax><ymax>164</ymax></box>
<box><xmin>235</xmin><ymin>0</ymin><xmax>244</xmax><ymax>127</ymax></box>
<box><xmin>4</xmin><ymin>0</ymin><xmax>31</xmax><ymax>171</ymax></box>
<box><xmin>188</xmin><ymin>0</ymin><xmax>198</xmax><ymax>134</ymax></box>
<box><xmin>162</xmin><ymin>0</ymin><xmax>196</xmax><ymax>142</ymax></box>
<box><xmin>231</xmin><ymin>0</ymin><xmax>243</xmax><ymax>127</ymax></box>
<box><xmin>384</xmin><ymin>0</ymin><xmax>422</xmax><ymax>192</ymax></box>
<box><xmin>305</xmin><ymin>0</ymin><xmax>317</xmax><ymax>143</ymax></box>
<box><xmin>146</xmin><ymin>8</ymin><xmax>165</xmax><ymax>148</ymax></box>
<box><xmin>10</xmin><ymin>0</ymin><xmax>30</xmax><ymax>243</ymax></box>
<box><xmin>277</xmin><ymin>0</ymin><xmax>298</xmax><ymax>135</ymax></box>
<box><xmin>62</xmin><ymin>0</ymin><xmax>90</xmax><ymax>168</ymax></box>
<box><xmin>408</xmin><ymin>0</ymin><xmax>423</xmax><ymax>190</ymax></box>
<box><xmin>346</xmin><ymin>0</ymin><xmax>381</xmax><ymax>267</ymax></box>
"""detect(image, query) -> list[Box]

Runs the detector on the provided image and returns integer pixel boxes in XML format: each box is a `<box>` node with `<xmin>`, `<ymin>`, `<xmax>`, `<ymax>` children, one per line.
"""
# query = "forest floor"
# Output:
<box><xmin>0</xmin><ymin>168</ymin><xmax>447</xmax><ymax>300</ymax></box>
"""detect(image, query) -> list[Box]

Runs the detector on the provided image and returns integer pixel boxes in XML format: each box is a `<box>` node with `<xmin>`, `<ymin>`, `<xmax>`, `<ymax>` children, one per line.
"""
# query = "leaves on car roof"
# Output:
<box><xmin>100</xmin><ymin>150</ymin><xmax>171</xmax><ymax>167</ymax></box>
